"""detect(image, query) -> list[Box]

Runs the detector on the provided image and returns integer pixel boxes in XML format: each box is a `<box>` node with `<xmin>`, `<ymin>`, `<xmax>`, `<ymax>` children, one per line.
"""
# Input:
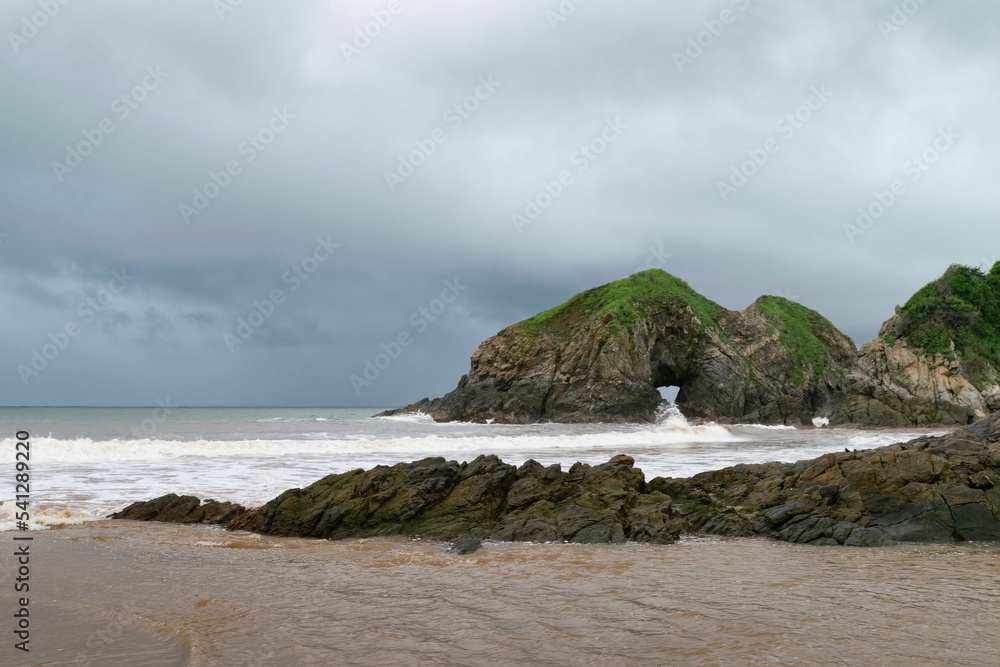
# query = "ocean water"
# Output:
<box><xmin>0</xmin><ymin>405</ymin><xmax>942</xmax><ymax>532</ymax></box>
<box><xmin>7</xmin><ymin>407</ymin><xmax>993</xmax><ymax>667</ymax></box>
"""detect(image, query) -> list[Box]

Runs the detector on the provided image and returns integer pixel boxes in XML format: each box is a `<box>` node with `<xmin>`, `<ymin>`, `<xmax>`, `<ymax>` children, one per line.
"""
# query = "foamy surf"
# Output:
<box><xmin>0</xmin><ymin>501</ymin><xmax>100</xmax><ymax>531</ymax></box>
<box><xmin>0</xmin><ymin>405</ymin><xmax>943</xmax><ymax>532</ymax></box>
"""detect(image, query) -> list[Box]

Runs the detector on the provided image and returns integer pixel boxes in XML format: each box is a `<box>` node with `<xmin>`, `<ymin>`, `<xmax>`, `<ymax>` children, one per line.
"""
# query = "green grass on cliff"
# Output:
<box><xmin>754</xmin><ymin>296</ymin><xmax>847</xmax><ymax>385</ymax></box>
<box><xmin>885</xmin><ymin>263</ymin><xmax>1000</xmax><ymax>387</ymax></box>
<box><xmin>518</xmin><ymin>269</ymin><xmax>726</xmax><ymax>337</ymax></box>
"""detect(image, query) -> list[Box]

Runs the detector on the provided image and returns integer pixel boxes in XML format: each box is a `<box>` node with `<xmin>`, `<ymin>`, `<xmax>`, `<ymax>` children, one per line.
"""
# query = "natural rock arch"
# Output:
<box><xmin>383</xmin><ymin>270</ymin><xmax>857</xmax><ymax>424</ymax></box>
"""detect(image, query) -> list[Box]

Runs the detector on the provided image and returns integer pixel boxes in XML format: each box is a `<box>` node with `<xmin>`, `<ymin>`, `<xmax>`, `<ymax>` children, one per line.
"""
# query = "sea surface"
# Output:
<box><xmin>0</xmin><ymin>406</ymin><xmax>939</xmax><ymax>531</ymax></box>
<box><xmin>5</xmin><ymin>407</ymin><xmax>999</xmax><ymax>667</ymax></box>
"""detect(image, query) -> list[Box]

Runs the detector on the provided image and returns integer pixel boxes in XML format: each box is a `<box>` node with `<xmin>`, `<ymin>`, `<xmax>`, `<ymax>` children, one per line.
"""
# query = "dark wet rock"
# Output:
<box><xmin>109</xmin><ymin>494</ymin><xmax>247</xmax><ymax>525</ymax></box>
<box><xmin>661</xmin><ymin>411</ymin><xmax>1000</xmax><ymax>545</ymax></box>
<box><xmin>114</xmin><ymin>411</ymin><xmax>1000</xmax><ymax>547</ymax></box>
<box><xmin>449</xmin><ymin>536</ymin><xmax>483</xmax><ymax>555</ymax></box>
<box><xmin>379</xmin><ymin>270</ymin><xmax>856</xmax><ymax>425</ymax></box>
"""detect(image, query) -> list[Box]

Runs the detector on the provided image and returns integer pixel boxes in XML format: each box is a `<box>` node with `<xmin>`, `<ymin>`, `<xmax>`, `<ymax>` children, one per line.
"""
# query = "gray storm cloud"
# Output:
<box><xmin>1</xmin><ymin>0</ymin><xmax>997</xmax><ymax>406</ymax></box>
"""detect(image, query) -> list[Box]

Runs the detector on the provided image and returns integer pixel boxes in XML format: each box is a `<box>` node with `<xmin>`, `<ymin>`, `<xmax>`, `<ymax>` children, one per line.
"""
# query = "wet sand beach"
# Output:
<box><xmin>7</xmin><ymin>521</ymin><xmax>1000</xmax><ymax>666</ymax></box>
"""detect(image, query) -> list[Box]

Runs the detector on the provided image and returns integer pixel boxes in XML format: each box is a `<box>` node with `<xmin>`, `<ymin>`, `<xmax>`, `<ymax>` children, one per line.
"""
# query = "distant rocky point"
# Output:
<box><xmin>112</xmin><ymin>409</ymin><xmax>1000</xmax><ymax>546</ymax></box>
<box><xmin>380</xmin><ymin>264</ymin><xmax>1000</xmax><ymax>427</ymax></box>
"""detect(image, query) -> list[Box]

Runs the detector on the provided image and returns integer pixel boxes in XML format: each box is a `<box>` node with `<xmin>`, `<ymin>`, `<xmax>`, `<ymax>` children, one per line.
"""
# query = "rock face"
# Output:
<box><xmin>381</xmin><ymin>270</ymin><xmax>857</xmax><ymax>425</ymax></box>
<box><xmin>383</xmin><ymin>263</ymin><xmax>1000</xmax><ymax>427</ymax></box>
<box><xmin>831</xmin><ymin>316</ymin><xmax>1000</xmax><ymax>426</ymax></box>
<box><xmin>114</xmin><ymin>411</ymin><xmax>1000</xmax><ymax>546</ymax></box>
<box><xmin>832</xmin><ymin>264</ymin><xmax>1000</xmax><ymax>427</ymax></box>
<box><xmin>109</xmin><ymin>494</ymin><xmax>248</xmax><ymax>525</ymax></box>
<box><xmin>662</xmin><ymin>419</ymin><xmax>1000</xmax><ymax>545</ymax></box>
<box><xmin>228</xmin><ymin>454</ymin><xmax>680</xmax><ymax>544</ymax></box>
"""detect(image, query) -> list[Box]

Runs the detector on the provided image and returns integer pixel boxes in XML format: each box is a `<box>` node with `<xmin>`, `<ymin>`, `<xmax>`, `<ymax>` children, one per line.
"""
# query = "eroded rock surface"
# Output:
<box><xmin>832</xmin><ymin>315</ymin><xmax>1000</xmax><ymax>427</ymax></box>
<box><xmin>110</xmin><ymin>494</ymin><xmax>248</xmax><ymax>526</ymax></box>
<box><xmin>381</xmin><ymin>271</ymin><xmax>856</xmax><ymax>425</ymax></box>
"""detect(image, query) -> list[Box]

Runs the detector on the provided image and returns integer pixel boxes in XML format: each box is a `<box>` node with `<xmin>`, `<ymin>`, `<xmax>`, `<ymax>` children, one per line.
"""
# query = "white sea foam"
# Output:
<box><xmin>373</xmin><ymin>412</ymin><xmax>437</xmax><ymax>424</ymax></box>
<box><xmin>0</xmin><ymin>423</ymin><xmax>746</xmax><ymax>465</ymax></box>
<box><xmin>0</xmin><ymin>501</ymin><xmax>100</xmax><ymax>531</ymax></box>
<box><xmin>0</xmin><ymin>403</ymin><xmax>946</xmax><ymax>532</ymax></box>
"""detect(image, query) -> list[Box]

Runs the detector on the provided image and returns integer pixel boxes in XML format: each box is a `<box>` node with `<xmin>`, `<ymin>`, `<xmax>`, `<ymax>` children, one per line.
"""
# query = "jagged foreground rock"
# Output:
<box><xmin>382</xmin><ymin>269</ymin><xmax>857</xmax><ymax>425</ymax></box>
<box><xmin>113</xmin><ymin>411</ymin><xmax>1000</xmax><ymax>546</ymax></box>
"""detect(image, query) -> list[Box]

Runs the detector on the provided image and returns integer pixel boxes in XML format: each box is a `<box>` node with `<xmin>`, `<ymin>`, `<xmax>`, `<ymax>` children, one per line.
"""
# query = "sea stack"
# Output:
<box><xmin>381</xmin><ymin>269</ymin><xmax>857</xmax><ymax>425</ymax></box>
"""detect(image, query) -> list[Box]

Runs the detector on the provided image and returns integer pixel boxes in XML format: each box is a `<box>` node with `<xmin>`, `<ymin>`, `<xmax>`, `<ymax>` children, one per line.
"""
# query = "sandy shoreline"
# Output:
<box><xmin>4</xmin><ymin>521</ymin><xmax>999</xmax><ymax>666</ymax></box>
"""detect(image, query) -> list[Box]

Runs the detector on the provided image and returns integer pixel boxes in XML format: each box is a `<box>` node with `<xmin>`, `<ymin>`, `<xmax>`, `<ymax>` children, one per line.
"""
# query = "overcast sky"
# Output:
<box><xmin>1</xmin><ymin>0</ymin><xmax>998</xmax><ymax>407</ymax></box>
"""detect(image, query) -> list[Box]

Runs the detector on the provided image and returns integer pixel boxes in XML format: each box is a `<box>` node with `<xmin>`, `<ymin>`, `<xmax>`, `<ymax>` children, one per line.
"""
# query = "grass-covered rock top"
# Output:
<box><xmin>518</xmin><ymin>269</ymin><xmax>727</xmax><ymax>336</ymax></box>
<box><xmin>886</xmin><ymin>263</ymin><xmax>1000</xmax><ymax>387</ymax></box>
<box><xmin>754</xmin><ymin>295</ymin><xmax>852</xmax><ymax>385</ymax></box>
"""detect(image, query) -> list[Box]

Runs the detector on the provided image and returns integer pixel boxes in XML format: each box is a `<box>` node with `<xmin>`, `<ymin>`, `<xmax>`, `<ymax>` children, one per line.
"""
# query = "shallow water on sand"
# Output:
<box><xmin>12</xmin><ymin>521</ymin><xmax>1000</xmax><ymax>666</ymax></box>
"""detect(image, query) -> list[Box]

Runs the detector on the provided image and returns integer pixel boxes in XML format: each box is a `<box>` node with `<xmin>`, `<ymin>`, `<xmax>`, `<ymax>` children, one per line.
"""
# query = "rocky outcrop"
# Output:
<box><xmin>228</xmin><ymin>454</ymin><xmax>680</xmax><ymax>544</ymax></box>
<box><xmin>381</xmin><ymin>270</ymin><xmax>856</xmax><ymax>425</ymax></box>
<box><xmin>114</xmin><ymin>411</ymin><xmax>1000</xmax><ymax>546</ymax></box>
<box><xmin>662</xmin><ymin>420</ymin><xmax>1000</xmax><ymax>545</ymax></box>
<box><xmin>110</xmin><ymin>494</ymin><xmax>249</xmax><ymax>525</ymax></box>
<box><xmin>383</xmin><ymin>263</ymin><xmax>1000</xmax><ymax>427</ymax></box>
<box><xmin>832</xmin><ymin>314</ymin><xmax>1000</xmax><ymax>427</ymax></box>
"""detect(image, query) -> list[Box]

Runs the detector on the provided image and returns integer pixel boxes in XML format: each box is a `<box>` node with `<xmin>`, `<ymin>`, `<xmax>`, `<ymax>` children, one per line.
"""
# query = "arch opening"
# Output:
<box><xmin>657</xmin><ymin>385</ymin><xmax>680</xmax><ymax>404</ymax></box>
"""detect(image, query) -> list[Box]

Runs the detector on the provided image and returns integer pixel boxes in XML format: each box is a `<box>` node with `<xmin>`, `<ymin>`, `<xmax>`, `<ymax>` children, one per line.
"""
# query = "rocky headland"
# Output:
<box><xmin>382</xmin><ymin>269</ymin><xmax>856</xmax><ymax>425</ymax></box>
<box><xmin>112</xmin><ymin>409</ymin><xmax>1000</xmax><ymax>547</ymax></box>
<box><xmin>381</xmin><ymin>263</ymin><xmax>1000</xmax><ymax>427</ymax></box>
